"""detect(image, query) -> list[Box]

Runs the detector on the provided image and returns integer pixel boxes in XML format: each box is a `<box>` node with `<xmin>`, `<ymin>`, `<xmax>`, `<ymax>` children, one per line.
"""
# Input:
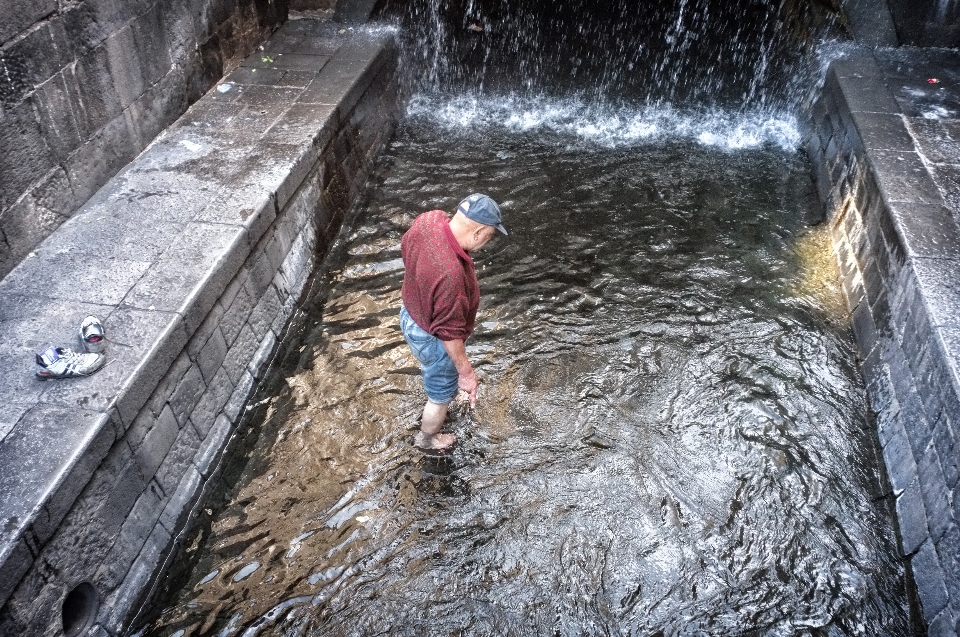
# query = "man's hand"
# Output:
<box><xmin>458</xmin><ymin>369</ymin><xmax>479</xmax><ymax>408</ymax></box>
<box><xmin>442</xmin><ymin>338</ymin><xmax>478</xmax><ymax>408</ymax></box>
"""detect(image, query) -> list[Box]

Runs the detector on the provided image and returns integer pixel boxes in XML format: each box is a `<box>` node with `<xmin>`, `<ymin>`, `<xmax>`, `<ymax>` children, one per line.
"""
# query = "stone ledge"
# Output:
<box><xmin>0</xmin><ymin>18</ymin><xmax>398</xmax><ymax>621</ymax></box>
<box><xmin>810</xmin><ymin>46</ymin><xmax>960</xmax><ymax>631</ymax></box>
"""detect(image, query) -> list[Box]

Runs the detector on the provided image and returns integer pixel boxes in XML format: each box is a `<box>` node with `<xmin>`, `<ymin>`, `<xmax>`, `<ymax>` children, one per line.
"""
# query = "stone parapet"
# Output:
<box><xmin>0</xmin><ymin>18</ymin><xmax>399</xmax><ymax>637</ymax></box>
<box><xmin>807</xmin><ymin>47</ymin><xmax>960</xmax><ymax>635</ymax></box>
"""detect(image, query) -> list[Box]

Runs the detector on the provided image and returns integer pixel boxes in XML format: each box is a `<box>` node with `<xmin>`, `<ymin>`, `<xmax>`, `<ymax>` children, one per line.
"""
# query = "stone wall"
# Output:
<box><xmin>886</xmin><ymin>0</ymin><xmax>960</xmax><ymax>47</ymax></box>
<box><xmin>0</xmin><ymin>0</ymin><xmax>288</xmax><ymax>280</ymax></box>
<box><xmin>806</xmin><ymin>49</ymin><xmax>960</xmax><ymax>635</ymax></box>
<box><xmin>0</xmin><ymin>20</ymin><xmax>399</xmax><ymax>637</ymax></box>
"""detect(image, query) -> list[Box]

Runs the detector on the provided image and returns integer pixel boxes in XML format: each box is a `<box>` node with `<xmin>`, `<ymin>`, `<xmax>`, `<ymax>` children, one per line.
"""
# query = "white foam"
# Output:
<box><xmin>406</xmin><ymin>94</ymin><xmax>801</xmax><ymax>150</ymax></box>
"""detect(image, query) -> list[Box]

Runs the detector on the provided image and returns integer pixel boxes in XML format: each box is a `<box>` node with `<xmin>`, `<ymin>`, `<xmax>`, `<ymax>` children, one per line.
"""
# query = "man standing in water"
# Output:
<box><xmin>399</xmin><ymin>193</ymin><xmax>507</xmax><ymax>450</ymax></box>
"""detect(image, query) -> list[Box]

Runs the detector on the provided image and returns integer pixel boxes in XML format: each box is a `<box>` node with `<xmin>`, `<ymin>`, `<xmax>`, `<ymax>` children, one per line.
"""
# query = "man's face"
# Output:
<box><xmin>467</xmin><ymin>225</ymin><xmax>498</xmax><ymax>253</ymax></box>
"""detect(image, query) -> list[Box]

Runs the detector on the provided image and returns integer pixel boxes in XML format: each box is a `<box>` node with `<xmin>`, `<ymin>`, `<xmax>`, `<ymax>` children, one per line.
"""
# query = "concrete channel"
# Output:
<box><xmin>1</xmin><ymin>0</ymin><xmax>960</xmax><ymax>635</ymax></box>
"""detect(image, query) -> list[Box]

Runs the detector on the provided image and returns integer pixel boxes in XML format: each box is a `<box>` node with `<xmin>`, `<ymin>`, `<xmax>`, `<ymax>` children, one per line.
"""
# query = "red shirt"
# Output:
<box><xmin>401</xmin><ymin>210</ymin><xmax>479</xmax><ymax>341</ymax></box>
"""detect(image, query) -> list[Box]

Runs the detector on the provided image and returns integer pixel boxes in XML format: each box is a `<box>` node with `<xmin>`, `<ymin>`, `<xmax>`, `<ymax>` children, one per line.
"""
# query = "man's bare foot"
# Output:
<box><xmin>415</xmin><ymin>431</ymin><xmax>456</xmax><ymax>450</ymax></box>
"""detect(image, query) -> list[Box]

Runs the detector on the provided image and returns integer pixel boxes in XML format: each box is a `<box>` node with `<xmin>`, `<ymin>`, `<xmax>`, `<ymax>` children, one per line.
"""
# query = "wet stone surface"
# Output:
<box><xmin>142</xmin><ymin>118</ymin><xmax>912</xmax><ymax>636</ymax></box>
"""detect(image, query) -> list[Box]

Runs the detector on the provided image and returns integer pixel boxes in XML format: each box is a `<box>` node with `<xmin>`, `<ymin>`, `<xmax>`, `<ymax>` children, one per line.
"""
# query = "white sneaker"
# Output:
<box><xmin>79</xmin><ymin>315</ymin><xmax>106</xmax><ymax>353</ymax></box>
<box><xmin>36</xmin><ymin>346</ymin><xmax>105</xmax><ymax>379</ymax></box>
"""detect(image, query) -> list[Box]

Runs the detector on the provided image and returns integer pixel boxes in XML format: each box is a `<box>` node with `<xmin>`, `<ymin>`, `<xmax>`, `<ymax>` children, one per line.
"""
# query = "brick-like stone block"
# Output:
<box><xmin>221</xmin><ymin>279</ymin><xmax>256</xmax><ymax>346</ymax></box>
<box><xmin>224</xmin><ymin>370</ymin><xmax>255</xmax><ymax>423</ymax></box>
<box><xmin>897</xmin><ymin>478</ymin><xmax>929</xmax><ymax>555</ymax></box>
<box><xmin>155</xmin><ymin>422</ymin><xmax>201</xmax><ymax>497</ymax></box>
<box><xmin>146</xmin><ymin>351</ymin><xmax>193</xmax><ymax>420</ymax></box>
<box><xmin>882</xmin><ymin>418</ymin><xmax>916</xmax><ymax>494</ymax></box>
<box><xmin>191</xmin><ymin>367</ymin><xmax>235</xmax><ymax>438</ymax></box>
<box><xmin>133</xmin><ymin>404</ymin><xmax>179</xmax><ymax>481</ymax></box>
<box><xmin>169</xmin><ymin>363</ymin><xmax>206</xmax><ymax>427</ymax></box>
<box><xmin>0</xmin><ymin>0</ymin><xmax>56</xmax><ymax>45</ymax></box>
<box><xmin>249</xmin><ymin>285</ymin><xmax>282</xmax><ymax>337</ymax></box>
<box><xmin>197</xmin><ymin>327</ymin><xmax>228</xmax><ymax>384</ymax></box>
<box><xmin>918</xmin><ymin>442</ymin><xmax>955</xmax><ymax>542</ymax></box>
<box><xmin>913</xmin><ymin>538</ymin><xmax>950</xmax><ymax>621</ymax></box>
<box><xmin>223</xmin><ymin>324</ymin><xmax>259</xmax><ymax>385</ymax></box>
<box><xmin>95</xmin><ymin>480</ymin><xmax>165</xmax><ymax>590</ymax></box>
<box><xmin>937</xmin><ymin>525</ymin><xmax>960</xmax><ymax>608</ymax></box>
<box><xmin>158</xmin><ymin>465</ymin><xmax>201</xmax><ymax>534</ymax></box>
<box><xmin>100</xmin><ymin>522</ymin><xmax>172</xmax><ymax>633</ymax></box>
<box><xmin>193</xmin><ymin>414</ymin><xmax>234</xmax><ymax>477</ymax></box>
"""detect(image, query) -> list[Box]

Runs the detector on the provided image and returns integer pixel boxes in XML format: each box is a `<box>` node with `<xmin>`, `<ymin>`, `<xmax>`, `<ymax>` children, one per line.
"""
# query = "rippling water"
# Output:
<box><xmin>140</xmin><ymin>111</ymin><xmax>914</xmax><ymax>636</ymax></box>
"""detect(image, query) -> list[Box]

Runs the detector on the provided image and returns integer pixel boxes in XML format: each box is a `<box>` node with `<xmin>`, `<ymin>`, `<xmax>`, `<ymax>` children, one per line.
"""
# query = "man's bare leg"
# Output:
<box><xmin>415</xmin><ymin>399</ymin><xmax>456</xmax><ymax>449</ymax></box>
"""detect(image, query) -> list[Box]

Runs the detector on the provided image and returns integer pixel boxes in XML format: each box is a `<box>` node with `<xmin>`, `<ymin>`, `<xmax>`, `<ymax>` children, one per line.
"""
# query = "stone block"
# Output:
<box><xmin>249</xmin><ymin>286</ymin><xmax>282</xmax><ymax>338</ymax></box>
<box><xmin>157</xmin><ymin>465</ymin><xmax>201</xmax><ymax>534</ymax></box>
<box><xmin>937</xmin><ymin>525</ymin><xmax>960</xmax><ymax>608</ymax></box>
<box><xmin>913</xmin><ymin>259</ymin><xmax>960</xmax><ymax>330</ymax></box>
<box><xmin>155</xmin><ymin>422</ymin><xmax>201</xmax><ymax>496</ymax></box>
<box><xmin>197</xmin><ymin>327</ymin><xmax>229</xmax><ymax>384</ymax></box>
<box><xmin>145</xmin><ymin>350</ymin><xmax>192</xmax><ymax>420</ymax></box>
<box><xmin>0</xmin><ymin>0</ymin><xmax>56</xmax><ymax>45</ymax></box>
<box><xmin>105</xmin><ymin>24</ymin><xmax>148</xmax><ymax>110</ymax></box>
<box><xmin>0</xmin><ymin>405</ymin><xmax>116</xmax><ymax>547</ymax></box>
<box><xmin>905</xmin><ymin>117</ymin><xmax>960</xmax><ymax>164</ymax></box>
<box><xmin>851</xmin><ymin>301</ymin><xmax>879</xmax><ymax>360</ymax></box>
<box><xmin>0</xmin><ymin>99</ymin><xmax>57</xmax><ymax>212</ymax></box>
<box><xmin>224</xmin><ymin>370</ymin><xmax>255</xmax><ymax>422</ymax></box>
<box><xmin>927</xmin><ymin>609</ymin><xmax>957</xmax><ymax>637</ymax></box>
<box><xmin>852</xmin><ymin>111</ymin><xmax>915</xmax><ymax>153</ymax></box>
<box><xmin>0</xmin><ymin>16</ymin><xmax>73</xmax><ymax>108</ymax></box>
<box><xmin>191</xmin><ymin>367</ymin><xmax>235</xmax><ymax>438</ymax></box>
<box><xmin>241</xmin><ymin>53</ymin><xmax>330</xmax><ymax>73</ymax></box>
<box><xmin>133</xmin><ymin>404</ymin><xmax>179</xmax><ymax>481</ymax></box>
<box><xmin>829</xmin><ymin>69</ymin><xmax>900</xmax><ymax>115</ymax></box>
<box><xmin>299</xmin><ymin>56</ymin><xmax>372</xmax><ymax>108</ymax></box>
<box><xmin>869</xmin><ymin>150</ymin><xmax>946</xmax><ymax>206</ymax></box>
<box><xmin>884</xmin><ymin>424</ymin><xmax>918</xmax><ymax>494</ymax></box>
<box><xmin>889</xmin><ymin>202</ymin><xmax>960</xmax><ymax>261</ymax></box>
<box><xmin>897</xmin><ymin>478</ymin><xmax>930</xmax><ymax>555</ymax></box>
<box><xmin>123</xmin><ymin>222</ymin><xmax>251</xmax><ymax>334</ymax></box>
<box><xmin>100</xmin><ymin>522</ymin><xmax>171</xmax><ymax>634</ymax></box>
<box><xmin>913</xmin><ymin>538</ymin><xmax>950</xmax><ymax>621</ymax></box>
<box><xmin>95</xmin><ymin>480</ymin><xmax>165</xmax><ymax>590</ymax></box>
<box><xmin>0</xmin><ymin>538</ymin><xmax>33</xmax><ymax>609</ymax></box>
<box><xmin>169</xmin><ymin>364</ymin><xmax>206</xmax><ymax>427</ymax></box>
<box><xmin>221</xmin><ymin>278</ymin><xmax>256</xmax><ymax>346</ymax></box>
<box><xmin>193</xmin><ymin>414</ymin><xmax>234</xmax><ymax>476</ymax></box>
<box><xmin>223</xmin><ymin>324</ymin><xmax>259</xmax><ymax>385</ymax></box>
<box><xmin>131</xmin><ymin>1</ymin><xmax>173</xmax><ymax>88</ymax></box>
<box><xmin>937</xmin><ymin>417</ymin><xmax>960</xmax><ymax>490</ymax></box>
<box><xmin>918</xmin><ymin>442</ymin><xmax>955</xmax><ymax>542</ymax></box>
<box><xmin>124</xmin><ymin>62</ymin><xmax>190</xmax><ymax>151</ymax></box>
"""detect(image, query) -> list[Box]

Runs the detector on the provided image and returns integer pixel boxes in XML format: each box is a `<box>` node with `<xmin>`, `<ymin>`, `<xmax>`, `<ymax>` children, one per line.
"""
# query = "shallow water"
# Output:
<box><xmin>141</xmin><ymin>111</ymin><xmax>913</xmax><ymax>636</ymax></box>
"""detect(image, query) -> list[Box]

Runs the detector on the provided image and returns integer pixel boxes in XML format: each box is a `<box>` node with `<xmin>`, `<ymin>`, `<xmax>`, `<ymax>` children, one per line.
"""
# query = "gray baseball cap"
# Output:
<box><xmin>457</xmin><ymin>193</ymin><xmax>507</xmax><ymax>235</ymax></box>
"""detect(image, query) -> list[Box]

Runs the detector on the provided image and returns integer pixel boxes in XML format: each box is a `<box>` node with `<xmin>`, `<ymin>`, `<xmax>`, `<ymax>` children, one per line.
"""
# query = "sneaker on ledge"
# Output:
<box><xmin>79</xmin><ymin>315</ymin><xmax>106</xmax><ymax>353</ymax></box>
<box><xmin>36</xmin><ymin>346</ymin><xmax>105</xmax><ymax>379</ymax></box>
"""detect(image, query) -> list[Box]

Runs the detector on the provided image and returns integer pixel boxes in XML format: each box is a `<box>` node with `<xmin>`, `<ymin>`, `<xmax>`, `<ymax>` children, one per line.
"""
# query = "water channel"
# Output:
<box><xmin>138</xmin><ymin>2</ymin><xmax>918</xmax><ymax>635</ymax></box>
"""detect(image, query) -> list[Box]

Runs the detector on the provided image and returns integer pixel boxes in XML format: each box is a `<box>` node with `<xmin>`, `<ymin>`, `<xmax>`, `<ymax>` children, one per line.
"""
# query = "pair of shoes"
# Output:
<box><xmin>35</xmin><ymin>316</ymin><xmax>107</xmax><ymax>379</ymax></box>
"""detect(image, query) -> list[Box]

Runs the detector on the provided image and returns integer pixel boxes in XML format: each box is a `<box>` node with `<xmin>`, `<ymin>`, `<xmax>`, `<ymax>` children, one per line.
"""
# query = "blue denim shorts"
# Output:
<box><xmin>399</xmin><ymin>306</ymin><xmax>459</xmax><ymax>404</ymax></box>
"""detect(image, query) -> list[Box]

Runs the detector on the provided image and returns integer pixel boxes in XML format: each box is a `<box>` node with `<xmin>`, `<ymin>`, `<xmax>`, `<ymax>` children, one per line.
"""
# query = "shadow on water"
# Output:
<box><xmin>137</xmin><ymin>111</ymin><xmax>919</xmax><ymax>634</ymax></box>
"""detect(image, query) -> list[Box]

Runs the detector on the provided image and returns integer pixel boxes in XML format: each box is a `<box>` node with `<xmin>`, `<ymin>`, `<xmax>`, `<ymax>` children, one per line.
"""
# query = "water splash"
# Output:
<box><xmin>406</xmin><ymin>94</ymin><xmax>801</xmax><ymax>150</ymax></box>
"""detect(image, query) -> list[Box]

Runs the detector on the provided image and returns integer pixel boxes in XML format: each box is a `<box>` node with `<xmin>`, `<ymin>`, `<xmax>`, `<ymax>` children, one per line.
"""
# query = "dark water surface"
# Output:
<box><xmin>142</xmin><ymin>115</ymin><xmax>913</xmax><ymax>636</ymax></box>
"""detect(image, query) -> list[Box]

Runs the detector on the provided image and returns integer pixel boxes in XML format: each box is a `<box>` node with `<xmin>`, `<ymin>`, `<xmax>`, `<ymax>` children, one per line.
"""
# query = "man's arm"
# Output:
<box><xmin>441</xmin><ymin>338</ymin><xmax>478</xmax><ymax>407</ymax></box>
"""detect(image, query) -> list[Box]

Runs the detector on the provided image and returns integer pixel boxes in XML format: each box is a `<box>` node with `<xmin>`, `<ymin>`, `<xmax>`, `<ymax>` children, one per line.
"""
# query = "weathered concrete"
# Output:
<box><xmin>807</xmin><ymin>47</ymin><xmax>960</xmax><ymax>634</ymax></box>
<box><xmin>0</xmin><ymin>18</ymin><xmax>399</xmax><ymax>637</ymax></box>
<box><xmin>0</xmin><ymin>0</ymin><xmax>289</xmax><ymax>281</ymax></box>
